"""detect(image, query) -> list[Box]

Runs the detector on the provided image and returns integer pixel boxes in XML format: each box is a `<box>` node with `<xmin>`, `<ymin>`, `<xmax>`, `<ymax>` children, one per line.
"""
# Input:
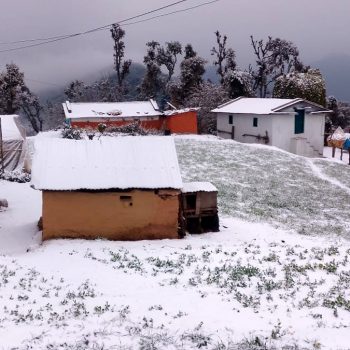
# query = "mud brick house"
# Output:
<box><xmin>31</xmin><ymin>136</ymin><xmax>184</xmax><ymax>241</ymax></box>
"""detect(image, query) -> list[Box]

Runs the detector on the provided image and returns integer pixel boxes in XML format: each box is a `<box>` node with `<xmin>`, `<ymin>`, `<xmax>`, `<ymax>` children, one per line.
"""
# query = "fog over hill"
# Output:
<box><xmin>37</xmin><ymin>56</ymin><xmax>349</xmax><ymax>106</ymax></box>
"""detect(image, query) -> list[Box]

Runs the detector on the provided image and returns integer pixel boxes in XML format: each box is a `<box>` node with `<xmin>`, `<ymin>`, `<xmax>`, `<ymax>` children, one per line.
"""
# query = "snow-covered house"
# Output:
<box><xmin>212</xmin><ymin>97</ymin><xmax>331</xmax><ymax>157</ymax></box>
<box><xmin>31</xmin><ymin>136</ymin><xmax>183</xmax><ymax>241</ymax></box>
<box><xmin>63</xmin><ymin>100</ymin><xmax>198</xmax><ymax>134</ymax></box>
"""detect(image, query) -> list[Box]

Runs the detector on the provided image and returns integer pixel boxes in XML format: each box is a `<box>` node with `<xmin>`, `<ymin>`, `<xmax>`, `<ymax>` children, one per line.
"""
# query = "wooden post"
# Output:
<box><xmin>332</xmin><ymin>147</ymin><xmax>335</xmax><ymax>158</ymax></box>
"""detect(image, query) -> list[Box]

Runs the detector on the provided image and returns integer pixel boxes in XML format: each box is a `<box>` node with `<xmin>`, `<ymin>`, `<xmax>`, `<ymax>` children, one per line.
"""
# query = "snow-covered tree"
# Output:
<box><xmin>169</xmin><ymin>44</ymin><xmax>206</xmax><ymax>105</ymax></box>
<box><xmin>325</xmin><ymin>96</ymin><xmax>350</xmax><ymax>132</ymax></box>
<box><xmin>184</xmin><ymin>81</ymin><xmax>229</xmax><ymax>134</ymax></box>
<box><xmin>139</xmin><ymin>41</ymin><xmax>163</xmax><ymax>100</ymax></box>
<box><xmin>180</xmin><ymin>44</ymin><xmax>206</xmax><ymax>94</ymax></box>
<box><xmin>64</xmin><ymin>80</ymin><xmax>87</xmax><ymax>102</ymax></box>
<box><xmin>156</xmin><ymin>41</ymin><xmax>182</xmax><ymax>82</ymax></box>
<box><xmin>110</xmin><ymin>24</ymin><xmax>132</xmax><ymax>88</ymax></box>
<box><xmin>0</xmin><ymin>63</ymin><xmax>44</xmax><ymax>132</ymax></box>
<box><xmin>0</xmin><ymin>63</ymin><xmax>27</xmax><ymax>114</ymax></box>
<box><xmin>211</xmin><ymin>31</ymin><xmax>253</xmax><ymax>99</ymax></box>
<box><xmin>250</xmin><ymin>36</ymin><xmax>303</xmax><ymax>97</ymax></box>
<box><xmin>273</xmin><ymin>69</ymin><xmax>326</xmax><ymax>106</ymax></box>
<box><xmin>211</xmin><ymin>31</ymin><xmax>236</xmax><ymax>84</ymax></box>
<box><xmin>20</xmin><ymin>90</ymin><xmax>43</xmax><ymax>133</ymax></box>
<box><xmin>65</xmin><ymin>78</ymin><xmax>123</xmax><ymax>103</ymax></box>
<box><xmin>94</xmin><ymin>77</ymin><xmax>123</xmax><ymax>102</ymax></box>
<box><xmin>223</xmin><ymin>70</ymin><xmax>254</xmax><ymax>99</ymax></box>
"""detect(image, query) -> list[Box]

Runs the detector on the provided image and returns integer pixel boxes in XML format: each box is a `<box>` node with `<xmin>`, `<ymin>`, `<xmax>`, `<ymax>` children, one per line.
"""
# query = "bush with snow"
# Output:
<box><xmin>0</xmin><ymin>170</ymin><xmax>30</xmax><ymax>183</ymax></box>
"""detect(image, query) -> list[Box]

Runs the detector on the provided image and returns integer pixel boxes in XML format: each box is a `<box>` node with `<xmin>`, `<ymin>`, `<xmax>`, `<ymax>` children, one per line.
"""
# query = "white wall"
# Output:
<box><xmin>217</xmin><ymin>113</ymin><xmax>272</xmax><ymax>144</ymax></box>
<box><xmin>271</xmin><ymin>113</ymin><xmax>325</xmax><ymax>156</ymax></box>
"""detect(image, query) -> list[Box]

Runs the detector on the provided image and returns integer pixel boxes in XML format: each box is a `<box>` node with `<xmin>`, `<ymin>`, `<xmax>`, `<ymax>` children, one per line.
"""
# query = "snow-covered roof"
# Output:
<box><xmin>31</xmin><ymin>136</ymin><xmax>183</xmax><ymax>191</ymax></box>
<box><xmin>212</xmin><ymin>97</ymin><xmax>303</xmax><ymax>115</ymax></box>
<box><xmin>0</xmin><ymin>115</ymin><xmax>25</xmax><ymax>141</ymax></box>
<box><xmin>164</xmin><ymin>108</ymin><xmax>200</xmax><ymax>116</ymax></box>
<box><xmin>182</xmin><ymin>182</ymin><xmax>217</xmax><ymax>193</ymax></box>
<box><xmin>63</xmin><ymin>99</ymin><xmax>162</xmax><ymax>120</ymax></box>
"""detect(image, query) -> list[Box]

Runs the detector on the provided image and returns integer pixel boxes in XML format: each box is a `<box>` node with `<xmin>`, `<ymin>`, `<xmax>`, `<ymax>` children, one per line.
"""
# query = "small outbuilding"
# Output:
<box><xmin>212</xmin><ymin>97</ymin><xmax>332</xmax><ymax>157</ymax></box>
<box><xmin>31</xmin><ymin>136</ymin><xmax>183</xmax><ymax>241</ymax></box>
<box><xmin>181</xmin><ymin>182</ymin><xmax>219</xmax><ymax>233</ymax></box>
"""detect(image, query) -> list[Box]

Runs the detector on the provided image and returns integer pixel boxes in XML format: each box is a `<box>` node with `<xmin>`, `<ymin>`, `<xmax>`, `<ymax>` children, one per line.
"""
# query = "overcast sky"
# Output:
<box><xmin>0</xmin><ymin>0</ymin><xmax>349</xmax><ymax>93</ymax></box>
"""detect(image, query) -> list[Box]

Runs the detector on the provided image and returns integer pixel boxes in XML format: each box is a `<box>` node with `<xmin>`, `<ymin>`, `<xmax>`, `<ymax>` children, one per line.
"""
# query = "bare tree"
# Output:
<box><xmin>250</xmin><ymin>35</ymin><xmax>303</xmax><ymax>97</ymax></box>
<box><xmin>20</xmin><ymin>90</ymin><xmax>43</xmax><ymax>133</ymax></box>
<box><xmin>110</xmin><ymin>24</ymin><xmax>132</xmax><ymax>88</ymax></box>
<box><xmin>211</xmin><ymin>31</ymin><xmax>236</xmax><ymax>84</ymax></box>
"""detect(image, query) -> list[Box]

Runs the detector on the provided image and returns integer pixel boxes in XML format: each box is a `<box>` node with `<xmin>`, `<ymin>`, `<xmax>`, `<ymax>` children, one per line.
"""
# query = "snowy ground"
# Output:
<box><xmin>1</xmin><ymin>136</ymin><xmax>350</xmax><ymax>349</ymax></box>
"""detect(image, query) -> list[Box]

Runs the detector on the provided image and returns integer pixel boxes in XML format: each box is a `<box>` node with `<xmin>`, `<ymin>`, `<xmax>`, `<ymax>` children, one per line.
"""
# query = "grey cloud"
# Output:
<box><xmin>0</xmin><ymin>0</ymin><xmax>348</xmax><ymax>93</ymax></box>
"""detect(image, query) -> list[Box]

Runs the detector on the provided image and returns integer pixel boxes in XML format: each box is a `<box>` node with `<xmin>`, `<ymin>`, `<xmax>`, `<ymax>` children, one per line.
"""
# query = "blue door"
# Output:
<box><xmin>294</xmin><ymin>110</ymin><xmax>305</xmax><ymax>134</ymax></box>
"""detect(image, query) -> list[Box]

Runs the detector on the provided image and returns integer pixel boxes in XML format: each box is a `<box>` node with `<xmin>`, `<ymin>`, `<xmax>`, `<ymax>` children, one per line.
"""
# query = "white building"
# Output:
<box><xmin>212</xmin><ymin>97</ymin><xmax>331</xmax><ymax>157</ymax></box>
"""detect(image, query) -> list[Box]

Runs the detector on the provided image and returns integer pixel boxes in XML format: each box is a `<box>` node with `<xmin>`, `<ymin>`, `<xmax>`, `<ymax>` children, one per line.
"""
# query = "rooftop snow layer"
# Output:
<box><xmin>31</xmin><ymin>136</ymin><xmax>183</xmax><ymax>191</ymax></box>
<box><xmin>63</xmin><ymin>99</ymin><xmax>161</xmax><ymax>120</ymax></box>
<box><xmin>164</xmin><ymin>108</ymin><xmax>200</xmax><ymax>116</ymax></box>
<box><xmin>182</xmin><ymin>182</ymin><xmax>217</xmax><ymax>193</ymax></box>
<box><xmin>212</xmin><ymin>97</ymin><xmax>299</xmax><ymax>115</ymax></box>
<box><xmin>0</xmin><ymin>115</ymin><xmax>25</xmax><ymax>141</ymax></box>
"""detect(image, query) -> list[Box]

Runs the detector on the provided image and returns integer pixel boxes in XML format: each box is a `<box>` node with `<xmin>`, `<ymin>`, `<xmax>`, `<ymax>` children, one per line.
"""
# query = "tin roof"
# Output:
<box><xmin>182</xmin><ymin>182</ymin><xmax>217</xmax><ymax>193</ymax></box>
<box><xmin>212</xmin><ymin>97</ymin><xmax>331</xmax><ymax>115</ymax></box>
<box><xmin>31</xmin><ymin>136</ymin><xmax>183</xmax><ymax>191</ymax></box>
<box><xmin>63</xmin><ymin>99</ymin><xmax>161</xmax><ymax>120</ymax></box>
<box><xmin>212</xmin><ymin>97</ymin><xmax>298</xmax><ymax>114</ymax></box>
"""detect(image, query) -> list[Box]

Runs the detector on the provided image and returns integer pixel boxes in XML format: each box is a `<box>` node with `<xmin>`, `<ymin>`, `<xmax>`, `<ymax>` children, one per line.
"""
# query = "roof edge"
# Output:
<box><xmin>272</xmin><ymin>98</ymin><xmax>332</xmax><ymax>113</ymax></box>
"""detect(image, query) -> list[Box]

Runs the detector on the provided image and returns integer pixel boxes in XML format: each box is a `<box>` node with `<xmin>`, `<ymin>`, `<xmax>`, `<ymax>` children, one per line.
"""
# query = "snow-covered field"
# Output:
<box><xmin>1</xmin><ymin>136</ymin><xmax>350</xmax><ymax>349</ymax></box>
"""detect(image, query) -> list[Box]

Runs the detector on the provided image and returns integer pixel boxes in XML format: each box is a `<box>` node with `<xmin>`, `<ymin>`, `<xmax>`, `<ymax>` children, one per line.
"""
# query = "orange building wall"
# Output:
<box><xmin>69</xmin><ymin>111</ymin><xmax>198</xmax><ymax>134</ymax></box>
<box><xmin>71</xmin><ymin>119</ymin><xmax>163</xmax><ymax>130</ymax></box>
<box><xmin>42</xmin><ymin>189</ymin><xmax>181</xmax><ymax>241</ymax></box>
<box><xmin>166</xmin><ymin>111</ymin><xmax>198</xmax><ymax>134</ymax></box>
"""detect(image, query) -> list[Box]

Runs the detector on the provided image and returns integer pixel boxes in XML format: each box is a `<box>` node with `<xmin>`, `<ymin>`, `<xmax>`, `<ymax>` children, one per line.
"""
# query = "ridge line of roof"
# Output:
<box><xmin>271</xmin><ymin>98</ymin><xmax>302</xmax><ymax>112</ymax></box>
<box><xmin>216</xmin><ymin>97</ymin><xmax>243</xmax><ymax>109</ymax></box>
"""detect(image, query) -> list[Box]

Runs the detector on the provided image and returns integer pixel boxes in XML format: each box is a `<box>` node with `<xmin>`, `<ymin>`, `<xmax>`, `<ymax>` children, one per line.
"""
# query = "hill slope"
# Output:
<box><xmin>177</xmin><ymin>136</ymin><xmax>350</xmax><ymax>238</ymax></box>
<box><xmin>1</xmin><ymin>136</ymin><xmax>350</xmax><ymax>349</ymax></box>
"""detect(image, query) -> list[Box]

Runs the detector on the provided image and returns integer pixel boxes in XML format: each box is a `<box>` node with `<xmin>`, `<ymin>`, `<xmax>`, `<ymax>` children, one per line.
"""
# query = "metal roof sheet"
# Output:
<box><xmin>31</xmin><ymin>136</ymin><xmax>183</xmax><ymax>191</ymax></box>
<box><xmin>63</xmin><ymin>100</ymin><xmax>161</xmax><ymax>120</ymax></box>
<box><xmin>212</xmin><ymin>97</ymin><xmax>299</xmax><ymax>114</ymax></box>
<box><xmin>182</xmin><ymin>182</ymin><xmax>217</xmax><ymax>193</ymax></box>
